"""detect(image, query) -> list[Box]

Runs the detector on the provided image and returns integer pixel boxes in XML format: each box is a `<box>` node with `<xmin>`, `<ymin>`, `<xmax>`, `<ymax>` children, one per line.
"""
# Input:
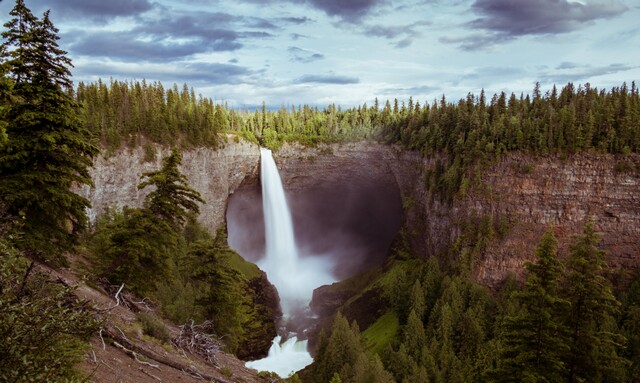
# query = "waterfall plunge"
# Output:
<box><xmin>246</xmin><ymin>148</ymin><xmax>335</xmax><ymax>377</ymax></box>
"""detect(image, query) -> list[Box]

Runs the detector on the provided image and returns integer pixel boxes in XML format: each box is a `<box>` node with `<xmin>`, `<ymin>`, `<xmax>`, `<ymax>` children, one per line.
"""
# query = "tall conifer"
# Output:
<box><xmin>492</xmin><ymin>229</ymin><xmax>569</xmax><ymax>382</ymax></box>
<box><xmin>0</xmin><ymin>0</ymin><xmax>98</xmax><ymax>260</ymax></box>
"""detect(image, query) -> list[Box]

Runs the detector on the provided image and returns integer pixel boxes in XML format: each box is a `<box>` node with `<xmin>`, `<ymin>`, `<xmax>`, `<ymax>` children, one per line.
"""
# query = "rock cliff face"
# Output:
<box><xmin>389</xmin><ymin>152</ymin><xmax>640</xmax><ymax>287</ymax></box>
<box><xmin>78</xmin><ymin>137</ymin><xmax>260</xmax><ymax>232</ymax></box>
<box><xmin>81</xmin><ymin>139</ymin><xmax>640</xmax><ymax>289</ymax></box>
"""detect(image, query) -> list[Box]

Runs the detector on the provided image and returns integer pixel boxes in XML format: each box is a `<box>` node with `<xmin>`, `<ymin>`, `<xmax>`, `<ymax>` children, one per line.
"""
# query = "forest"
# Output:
<box><xmin>1</xmin><ymin>0</ymin><xmax>640</xmax><ymax>382</ymax></box>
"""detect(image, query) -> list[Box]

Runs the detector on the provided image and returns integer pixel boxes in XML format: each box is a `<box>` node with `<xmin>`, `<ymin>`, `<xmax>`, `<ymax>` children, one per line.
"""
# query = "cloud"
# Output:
<box><xmin>278</xmin><ymin>16</ymin><xmax>314</xmax><ymax>25</ymax></box>
<box><xmin>306</xmin><ymin>0</ymin><xmax>387</xmax><ymax>22</ymax></box>
<box><xmin>363</xmin><ymin>21</ymin><xmax>429</xmax><ymax>48</ymax></box>
<box><xmin>27</xmin><ymin>0</ymin><xmax>153</xmax><ymax>22</ymax></box>
<box><xmin>235</xmin><ymin>0</ymin><xmax>383</xmax><ymax>22</ymax></box>
<box><xmin>73</xmin><ymin>61</ymin><xmax>255</xmax><ymax>85</ymax></box>
<box><xmin>469</xmin><ymin>0</ymin><xmax>628</xmax><ymax>37</ymax></box>
<box><xmin>293</xmin><ymin>74</ymin><xmax>360</xmax><ymax>84</ymax></box>
<box><xmin>444</xmin><ymin>0</ymin><xmax>628</xmax><ymax>50</ymax></box>
<box><xmin>290</xmin><ymin>33</ymin><xmax>310</xmax><ymax>40</ymax></box>
<box><xmin>539</xmin><ymin>62</ymin><xmax>635</xmax><ymax>84</ymax></box>
<box><xmin>380</xmin><ymin>84</ymin><xmax>437</xmax><ymax>96</ymax></box>
<box><xmin>288</xmin><ymin>47</ymin><xmax>325</xmax><ymax>63</ymax></box>
<box><xmin>439</xmin><ymin>32</ymin><xmax>513</xmax><ymax>51</ymax></box>
<box><xmin>67</xmin><ymin>30</ymin><xmax>241</xmax><ymax>61</ymax></box>
<box><xmin>461</xmin><ymin>66</ymin><xmax>525</xmax><ymax>80</ymax></box>
<box><xmin>66</xmin><ymin>10</ymin><xmax>279</xmax><ymax>62</ymax></box>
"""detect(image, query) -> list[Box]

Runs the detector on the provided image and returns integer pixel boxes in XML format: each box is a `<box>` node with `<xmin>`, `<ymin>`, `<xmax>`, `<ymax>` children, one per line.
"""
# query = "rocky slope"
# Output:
<box><xmin>81</xmin><ymin>139</ymin><xmax>640</xmax><ymax>289</ymax></box>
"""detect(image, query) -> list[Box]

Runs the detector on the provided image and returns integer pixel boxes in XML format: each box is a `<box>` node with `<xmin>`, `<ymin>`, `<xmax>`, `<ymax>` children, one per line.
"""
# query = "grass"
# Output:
<box><xmin>227</xmin><ymin>252</ymin><xmax>262</xmax><ymax>280</ymax></box>
<box><xmin>362</xmin><ymin>311</ymin><xmax>400</xmax><ymax>355</ymax></box>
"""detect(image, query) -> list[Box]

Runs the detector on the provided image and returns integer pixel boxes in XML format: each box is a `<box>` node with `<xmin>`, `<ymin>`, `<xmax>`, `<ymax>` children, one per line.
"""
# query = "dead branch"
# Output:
<box><xmin>99</xmin><ymin>328</ymin><xmax>106</xmax><ymax>350</ymax></box>
<box><xmin>103</xmin><ymin>327</ymin><xmax>232</xmax><ymax>383</ymax></box>
<box><xmin>113</xmin><ymin>283</ymin><xmax>124</xmax><ymax>306</ymax></box>
<box><xmin>113</xmin><ymin>341</ymin><xmax>160</xmax><ymax>369</ymax></box>
<box><xmin>94</xmin><ymin>283</ymin><xmax>126</xmax><ymax>312</ymax></box>
<box><xmin>139</xmin><ymin>367</ymin><xmax>163</xmax><ymax>382</ymax></box>
<box><xmin>171</xmin><ymin>320</ymin><xmax>221</xmax><ymax>366</ymax></box>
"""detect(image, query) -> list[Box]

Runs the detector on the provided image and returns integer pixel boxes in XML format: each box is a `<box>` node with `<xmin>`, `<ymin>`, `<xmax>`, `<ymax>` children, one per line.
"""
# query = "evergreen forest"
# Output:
<box><xmin>1</xmin><ymin>0</ymin><xmax>640</xmax><ymax>382</ymax></box>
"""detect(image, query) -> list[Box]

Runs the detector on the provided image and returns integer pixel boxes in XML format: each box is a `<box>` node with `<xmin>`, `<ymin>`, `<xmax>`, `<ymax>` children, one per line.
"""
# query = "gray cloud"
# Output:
<box><xmin>66</xmin><ymin>10</ymin><xmax>279</xmax><ymax>62</ymax></box>
<box><xmin>306</xmin><ymin>0</ymin><xmax>386</xmax><ymax>22</ymax></box>
<box><xmin>291</xmin><ymin>33</ymin><xmax>310</xmax><ymax>40</ymax></box>
<box><xmin>539</xmin><ymin>62</ymin><xmax>634</xmax><ymax>84</ymax></box>
<box><xmin>444</xmin><ymin>0</ymin><xmax>628</xmax><ymax>50</ymax></box>
<box><xmin>236</xmin><ymin>0</ymin><xmax>383</xmax><ymax>22</ymax></box>
<box><xmin>363</xmin><ymin>21</ymin><xmax>429</xmax><ymax>48</ymax></box>
<box><xmin>278</xmin><ymin>16</ymin><xmax>314</xmax><ymax>25</ymax></box>
<box><xmin>439</xmin><ymin>32</ymin><xmax>513</xmax><ymax>51</ymax></box>
<box><xmin>73</xmin><ymin>61</ymin><xmax>255</xmax><ymax>85</ymax></box>
<box><xmin>380</xmin><ymin>85</ymin><xmax>437</xmax><ymax>96</ymax></box>
<box><xmin>27</xmin><ymin>0</ymin><xmax>153</xmax><ymax>22</ymax></box>
<box><xmin>68</xmin><ymin>30</ymin><xmax>241</xmax><ymax>61</ymax></box>
<box><xmin>470</xmin><ymin>0</ymin><xmax>628</xmax><ymax>37</ymax></box>
<box><xmin>293</xmin><ymin>74</ymin><xmax>360</xmax><ymax>84</ymax></box>
<box><xmin>288</xmin><ymin>46</ymin><xmax>325</xmax><ymax>63</ymax></box>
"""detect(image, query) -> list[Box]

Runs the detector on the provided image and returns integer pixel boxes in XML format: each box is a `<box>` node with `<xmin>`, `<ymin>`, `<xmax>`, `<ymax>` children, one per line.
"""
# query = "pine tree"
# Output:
<box><xmin>312</xmin><ymin>313</ymin><xmax>365</xmax><ymax>383</ymax></box>
<box><xmin>0</xmin><ymin>1</ymin><xmax>98</xmax><ymax>260</ymax></box>
<box><xmin>138</xmin><ymin>149</ymin><xmax>205</xmax><ymax>230</ymax></box>
<box><xmin>92</xmin><ymin>207</ymin><xmax>177</xmax><ymax>294</ymax></box>
<box><xmin>563</xmin><ymin>221</ymin><xmax>628</xmax><ymax>383</ymax></box>
<box><xmin>492</xmin><ymin>229</ymin><xmax>569</xmax><ymax>382</ymax></box>
<box><xmin>189</xmin><ymin>228</ymin><xmax>250</xmax><ymax>353</ymax></box>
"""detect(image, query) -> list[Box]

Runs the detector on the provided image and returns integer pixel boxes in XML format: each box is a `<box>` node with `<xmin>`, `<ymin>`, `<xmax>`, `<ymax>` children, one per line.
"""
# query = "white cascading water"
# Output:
<box><xmin>245</xmin><ymin>148</ymin><xmax>334</xmax><ymax>378</ymax></box>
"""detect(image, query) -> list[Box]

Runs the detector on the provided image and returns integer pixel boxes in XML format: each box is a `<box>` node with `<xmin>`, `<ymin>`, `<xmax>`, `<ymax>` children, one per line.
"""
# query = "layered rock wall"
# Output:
<box><xmin>78</xmin><ymin>137</ymin><xmax>260</xmax><ymax>232</ymax></box>
<box><xmin>81</xmin><ymin>139</ymin><xmax>640</xmax><ymax>288</ymax></box>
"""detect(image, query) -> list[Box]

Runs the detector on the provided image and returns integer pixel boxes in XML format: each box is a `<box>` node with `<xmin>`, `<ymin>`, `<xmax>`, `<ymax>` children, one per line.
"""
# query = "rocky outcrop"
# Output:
<box><xmin>78</xmin><ymin>137</ymin><xmax>260</xmax><ymax>233</ymax></box>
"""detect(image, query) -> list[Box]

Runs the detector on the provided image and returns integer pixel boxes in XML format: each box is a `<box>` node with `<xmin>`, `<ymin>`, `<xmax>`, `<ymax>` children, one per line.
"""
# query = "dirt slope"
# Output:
<box><xmin>48</xmin><ymin>257</ymin><xmax>265</xmax><ymax>383</ymax></box>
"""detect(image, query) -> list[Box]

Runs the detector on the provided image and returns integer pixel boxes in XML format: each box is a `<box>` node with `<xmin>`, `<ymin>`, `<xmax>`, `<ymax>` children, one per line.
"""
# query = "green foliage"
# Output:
<box><xmin>362</xmin><ymin>311</ymin><xmax>399</xmax><ymax>355</ymax></box>
<box><xmin>563</xmin><ymin>221</ymin><xmax>628</xmax><ymax>382</ymax></box>
<box><xmin>137</xmin><ymin>312</ymin><xmax>171</xmax><ymax>344</ymax></box>
<box><xmin>90</xmin><ymin>207</ymin><xmax>178</xmax><ymax>294</ymax></box>
<box><xmin>312</xmin><ymin>313</ymin><xmax>366</xmax><ymax>383</ymax></box>
<box><xmin>188</xmin><ymin>231</ymin><xmax>251</xmax><ymax>353</ymax></box>
<box><xmin>0</xmin><ymin>0</ymin><xmax>98</xmax><ymax>262</ymax></box>
<box><xmin>0</xmin><ymin>239</ymin><xmax>99</xmax><ymax>382</ymax></box>
<box><xmin>620</xmin><ymin>275</ymin><xmax>640</xmax><ymax>381</ymax></box>
<box><xmin>76</xmin><ymin>80</ymin><xmax>220</xmax><ymax>150</ymax></box>
<box><xmin>139</xmin><ymin>148</ymin><xmax>205</xmax><ymax>230</ymax></box>
<box><xmin>492</xmin><ymin>229</ymin><xmax>569</xmax><ymax>382</ymax></box>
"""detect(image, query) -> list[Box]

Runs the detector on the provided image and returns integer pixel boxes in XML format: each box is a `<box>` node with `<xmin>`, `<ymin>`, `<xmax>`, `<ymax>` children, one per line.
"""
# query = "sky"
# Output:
<box><xmin>0</xmin><ymin>0</ymin><xmax>639</xmax><ymax>108</ymax></box>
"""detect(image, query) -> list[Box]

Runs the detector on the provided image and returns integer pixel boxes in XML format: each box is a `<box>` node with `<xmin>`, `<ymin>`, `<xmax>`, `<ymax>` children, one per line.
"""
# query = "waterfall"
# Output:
<box><xmin>258</xmin><ymin>147</ymin><xmax>301</xmax><ymax>317</ymax></box>
<box><xmin>246</xmin><ymin>148</ymin><xmax>334</xmax><ymax>377</ymax></box>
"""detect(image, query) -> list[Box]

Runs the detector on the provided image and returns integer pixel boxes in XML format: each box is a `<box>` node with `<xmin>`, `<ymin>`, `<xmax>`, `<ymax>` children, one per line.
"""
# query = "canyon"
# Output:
<box><xmin>80</xmin><ymin>138</ymin><xmax>640</xmax><ymax>290</ymax></box>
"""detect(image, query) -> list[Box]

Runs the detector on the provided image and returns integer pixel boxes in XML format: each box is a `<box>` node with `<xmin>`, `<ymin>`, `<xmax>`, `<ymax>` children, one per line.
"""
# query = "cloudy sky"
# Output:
<box><xmin>1</xmin><ymin>0</ymin><xmax>639</xmax><ymax>108</ymax></box>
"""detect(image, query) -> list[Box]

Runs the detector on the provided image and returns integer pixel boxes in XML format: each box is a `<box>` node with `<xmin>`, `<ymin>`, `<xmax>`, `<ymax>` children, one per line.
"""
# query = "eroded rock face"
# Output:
<box><xmin>392</xmin><ymin>152</ymin><xmax>640</xmax><ymax>287</ymax></box>
<box><xmin>81</xmin><ymin>140</ymin><xmax>640</xmax><ymax>290</ymax></box>
<box><xmin>78</xmin><ymin>138</ymin><xmax>260</xmax><ymax>232</ymax></box>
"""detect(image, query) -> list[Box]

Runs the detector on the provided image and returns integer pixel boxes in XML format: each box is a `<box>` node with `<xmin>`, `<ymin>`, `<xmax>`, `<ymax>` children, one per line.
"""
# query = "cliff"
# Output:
<box><xmin>80</xmin><ymin>140</ymin><xmax>640</xmax><ymax>289</ymax></box>
<box><xmin>388</xmin><ymin>152</ymin><xmax>640</xmax><ymax>287</ymax></box>
<box><xmin>78</xmin><ymin>137</ymin><xmax>260</xmax><ymax>232</ymax></box>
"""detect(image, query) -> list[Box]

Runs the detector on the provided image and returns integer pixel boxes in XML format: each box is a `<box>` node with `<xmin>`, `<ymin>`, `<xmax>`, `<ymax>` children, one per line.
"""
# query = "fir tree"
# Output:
<box><xmin>492</xmin><ymin>229</ymin><xmax>569</xmax><ymax>382</ymax></box>
<box><xmin>0</xmin><ymin>0</ymin><xmax>98</xmax><ymax>260</ymax></box>
<box><xmin>563</xmin><ymin>221</ymin><xmax>628</xmax><ymax>383</ymax></box>
<box><xmin>138</xmin><ymin>149</ymin><xmax>205</xmax><ymax>230</ymax></box>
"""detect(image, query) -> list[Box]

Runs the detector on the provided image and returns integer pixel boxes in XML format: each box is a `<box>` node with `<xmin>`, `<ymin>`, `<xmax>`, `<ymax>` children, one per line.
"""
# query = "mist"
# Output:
<box><xmin>227</xmin><ymin>165</ymin><xmax>403</xmax><ymax>286</ymax></box>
